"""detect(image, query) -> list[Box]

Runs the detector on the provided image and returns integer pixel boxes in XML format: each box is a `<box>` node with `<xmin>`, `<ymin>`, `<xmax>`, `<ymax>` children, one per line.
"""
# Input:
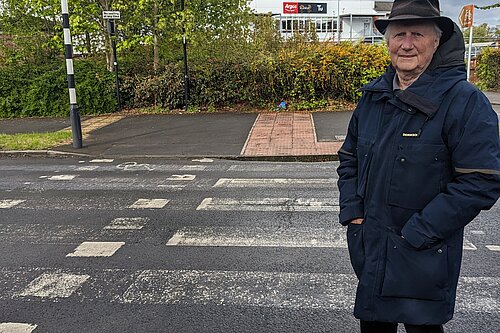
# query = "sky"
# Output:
<box><xmin>440</xmin><ymin>1</ymin><xmax>500</xmax><ymax>27</ymax></box>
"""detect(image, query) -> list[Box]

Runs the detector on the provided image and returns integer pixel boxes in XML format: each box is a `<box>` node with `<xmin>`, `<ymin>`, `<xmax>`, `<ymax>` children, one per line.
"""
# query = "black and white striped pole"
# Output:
<box><xmin>61</xmin><ymin>0</ymin><xmax>83</xmax><ymax>148</ymax></box>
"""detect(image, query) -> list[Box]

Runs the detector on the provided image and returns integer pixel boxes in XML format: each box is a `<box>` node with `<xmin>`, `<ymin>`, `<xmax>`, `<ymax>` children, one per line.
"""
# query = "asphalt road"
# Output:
<box><xmin>0</xmin><ymin>157</ymin><xmax>498</xmax><ymax>333</ymax></box>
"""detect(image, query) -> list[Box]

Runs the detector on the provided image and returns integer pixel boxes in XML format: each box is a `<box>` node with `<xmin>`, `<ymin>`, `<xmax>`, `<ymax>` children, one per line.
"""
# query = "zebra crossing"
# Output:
<box><xmin>0</xmin><ymin>157</ymin><xmax>499</xmax><ymax>332</ymax></box>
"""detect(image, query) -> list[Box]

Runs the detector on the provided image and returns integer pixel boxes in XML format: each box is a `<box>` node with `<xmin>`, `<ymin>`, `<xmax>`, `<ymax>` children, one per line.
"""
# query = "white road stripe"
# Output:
<box><xmin>1</xmin><ymin>268</ymin><xmax>498</xmax><ymax>313</ymax></box>
<box><xmin>485</xmin><ymin>245</ymin><xmax>500</xmax><ymax>251</ymax></box>
<box><xmin>121</xmin><ymin>270</ymin><xmax>357</xmax><ymax>309</ymax></box>
<box><xmin>197</xmin><ymin>198</ymin><xmax>339</xmax><ymax>212</ymax></box>
<box><xmin>167</xmin><ymin>174</ymin><xmax>196</xmax><ymax>181</ymax></box>
<box><xmin>120</xmin><ymin>270</ymin><xmax>500</xmax><ymax>313</ymax></box>
<box><xmin>213</xmin><ymin>178</ymin><xmax>336</xmax><ymax>188</ymax></box>
<box><xmin>104</xmin><ymin>217</ymin><xmax>149</xmax><ymax>230</ymax></box>
<box><xmin>166</xmin><ymin>227</ymin><xmax>479</xmax><ymax>251</ymax></box>
<box><xmin>129</xmin><ymin>199</ymin><xmax>169</xmax><ymax>209</ymax></box>
<box><xmin>66</xmin><ymin>242</ymin><xmax>125</xmax><ymax>257</ymax></box>
<box><xmin>90</xmin><ymin>159</ymin><xmax>114</xmax><ymax>163</ymax></box>
<box><xmin>0</xmin><ymin>200</ymin><xmax>25</xmax><ymax>209</ymax></box>
<box><xmin>166</xmin><ymin>226</ymin><xmax>347</xmax><ymax>248</ymax></box>
<box><xmin>463</xmin><ymin>239</ymin><xmax>477</xmax><ymax>250</ymax></box>
<box><xmin>0</xmin><ymin>323</ymin><xmax>37</xmax><ymax>333</ymax></box>
<box><xmin>76</xmin><ymin>165</ymin><xmax>99</xmax><ymax>171</ymax></box>
<box><xmin>456</xmin><ymin>277</ymin><xmax>500</xmax><ymax>314</ymax></box>
<box><xmin>17</xmin><ymin>273</ymin><xmax>89</xmax><ymax>299</ymax></box>
<box><xmin>180</xmin><ymin>165</ymin><xmax>206</xmax><ymax>171</ymax></box>
<box><xmin>192</xmin><ymin>158</ymin><xmax>213</xmax><ymax>163</ymax></box>
<box><xmin>47</xmin><ymin>175</ymin><xmax>77</xmax><ymax>181</ymax></box>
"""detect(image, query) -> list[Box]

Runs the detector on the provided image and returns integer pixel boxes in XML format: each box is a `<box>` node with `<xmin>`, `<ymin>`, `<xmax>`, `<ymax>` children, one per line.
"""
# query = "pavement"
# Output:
<box><xmin>0</xmin><ymin>90</ymin><xmax>499</xmax><ymax>160</ymax></box>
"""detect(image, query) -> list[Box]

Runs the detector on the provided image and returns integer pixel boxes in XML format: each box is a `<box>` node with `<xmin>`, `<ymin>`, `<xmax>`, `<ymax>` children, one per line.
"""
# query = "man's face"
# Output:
<box><xmin>386</xmin><ymin>22</ymin><xmax>440</xmax><ymax>78</ymax></box>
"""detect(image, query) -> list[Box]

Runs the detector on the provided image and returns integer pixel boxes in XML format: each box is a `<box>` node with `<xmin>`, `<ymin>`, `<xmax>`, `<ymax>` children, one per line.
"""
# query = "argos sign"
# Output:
<box><xmin>283</xmin><ymin>2</ymin><xmax>299</xmax><ymax>14</ymax></box>
<box><xmin>283</xmin><ymin>2</ymin><xmax>327</xmax><ymax>14</ymax></box>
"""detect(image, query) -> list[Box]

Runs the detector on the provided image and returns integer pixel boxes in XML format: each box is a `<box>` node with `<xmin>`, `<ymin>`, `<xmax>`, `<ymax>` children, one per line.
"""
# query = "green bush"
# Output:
<box><xmin>476</xmin><ymin>47</ymin><xmax>500</xmax><ymax>91</ymax></box>
<box><xmin>122</xmin><ymin>42</ymin><xmax>390</xmax><ymax>110</ymax></box>
<box><xmin>0</xmin><ymin>59</ymin><xmax>117</xmax><ymax>118</ymax></box>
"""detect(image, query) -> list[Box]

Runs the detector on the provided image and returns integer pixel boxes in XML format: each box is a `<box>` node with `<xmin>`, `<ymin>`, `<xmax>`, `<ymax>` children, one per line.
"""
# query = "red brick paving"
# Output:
<box><xmin>241</xmin><ymin>113</ymin><xmax>342</xmax><ymax>156</ymax></box>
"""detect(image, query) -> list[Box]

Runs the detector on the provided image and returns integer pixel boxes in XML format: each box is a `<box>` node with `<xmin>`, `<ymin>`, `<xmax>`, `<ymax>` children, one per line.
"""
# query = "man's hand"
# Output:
<box><xmin>350</xmin><ymin>218</ymin><xmax>364</xmax><ymax>225</ymax></box>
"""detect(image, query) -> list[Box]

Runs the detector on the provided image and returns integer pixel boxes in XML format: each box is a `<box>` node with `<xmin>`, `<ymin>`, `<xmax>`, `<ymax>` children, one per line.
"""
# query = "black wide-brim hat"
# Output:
<box><xmin>374</xmin><ymin>0</ymin><xmax>455</xmax><ymax>43</ymax></box>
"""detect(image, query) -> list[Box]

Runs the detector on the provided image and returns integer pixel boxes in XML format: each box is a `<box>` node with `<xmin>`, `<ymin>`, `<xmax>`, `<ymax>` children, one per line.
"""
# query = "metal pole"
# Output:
<box><xmin>181</xmin><ymin>0</ymin><xmax>189</xmax><ymax>110</ymax></box>
<box><xmin>467</xmin><ymin>25</ymin><xmax>473</xmax><ymax>81</ymax></box>
<box><xmin>108</xmin><ymin>19</ymin><xmax>121</xmax><ymax>111</ymax></box>
<box><xmin>350</xmin><ymin>13</ymin><xmax>352</xmax><ymax>41</ymax></box>
<box><xmin>337</xmin><ymin>0</ymin><xmax>340</xmax><ymax>42</ymax></box>
<box><xmin>61</xmin><ymin>0</ymin><xmax>82</xmax><ymax>148</ymax></box>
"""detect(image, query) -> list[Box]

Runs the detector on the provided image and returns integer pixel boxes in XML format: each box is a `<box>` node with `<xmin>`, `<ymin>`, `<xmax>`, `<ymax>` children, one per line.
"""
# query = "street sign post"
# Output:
<box><xmin>103</xmin><ymin>11</ymin><xmax>121</xmax><ymax>110</ymax></box>
<box><xmin>459</xmin><ymin>5</ymin><xmax>474</xmax><ymax>81</ymax></box>
<box><xmin>103</xmin><ymin>11</ymin><xmax>121</xmax><ymax>20</ymax></box>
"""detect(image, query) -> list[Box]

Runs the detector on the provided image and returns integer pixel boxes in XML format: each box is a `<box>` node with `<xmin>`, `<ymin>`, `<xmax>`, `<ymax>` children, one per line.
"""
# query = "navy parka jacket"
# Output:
<box><xmin>337</xmin><ymin>27</ymin><xmax>500</xmax><ymax>325</ymax></box>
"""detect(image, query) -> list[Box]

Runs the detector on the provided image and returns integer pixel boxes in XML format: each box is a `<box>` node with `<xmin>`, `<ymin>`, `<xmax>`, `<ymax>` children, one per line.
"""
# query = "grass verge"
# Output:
<box><xmin>0</xmin><ymin>130</ymin><xmax>72</xmax><ymax>150</ymax></box>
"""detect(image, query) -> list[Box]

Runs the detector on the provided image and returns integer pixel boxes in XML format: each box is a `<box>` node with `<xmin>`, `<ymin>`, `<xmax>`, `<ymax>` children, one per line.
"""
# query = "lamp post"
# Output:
<box><xmin>60</xmin><ymin>0</ymin><xmax>82</xmax><ymax>148</ymax></box>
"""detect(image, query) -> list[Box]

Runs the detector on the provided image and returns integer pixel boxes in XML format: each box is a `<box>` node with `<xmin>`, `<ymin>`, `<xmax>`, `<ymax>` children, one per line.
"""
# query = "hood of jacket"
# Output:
<box><xmin>428</xmin><ymin>23</ymin><xmax>466</xmax><ymax>71</ymax></box>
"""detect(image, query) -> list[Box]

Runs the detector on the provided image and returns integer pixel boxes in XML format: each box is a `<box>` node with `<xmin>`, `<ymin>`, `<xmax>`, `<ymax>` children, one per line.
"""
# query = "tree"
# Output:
<box><xmin>463</xmin><ymin>23</ymin><xmax>495</xmax><ymax>43</ymax></box>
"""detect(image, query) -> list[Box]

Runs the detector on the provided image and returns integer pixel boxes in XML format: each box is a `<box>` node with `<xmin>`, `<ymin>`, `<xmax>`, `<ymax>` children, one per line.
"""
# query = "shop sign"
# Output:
<box><xmin>283</xmin><ymin>2</ymin><xmax>327</xmax><ymax>14</ymax></box>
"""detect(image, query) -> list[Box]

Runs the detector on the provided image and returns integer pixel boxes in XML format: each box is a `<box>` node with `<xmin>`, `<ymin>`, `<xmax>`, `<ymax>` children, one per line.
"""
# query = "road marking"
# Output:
<box><xmin>456</xmin><ymin>277</ymin><xmax>500</xmax><ymax>313</ymax></box>
<box><xmin>18</xmin><ymin>273</ymin><xmax>89</xmax><ymax>299</ymax></box>
<box><xmin>463</xmin><ymin>239</ymin><xmax>477</xmax><ymax>250</ymax></box>
<box><xmin>0</xmin><ymin>323</ymin><xmax>37</xmax><ymax>333</ymax></box>
<box><xmin>104</xmin><ymin>217</ymin><xmax>149</xmax><ymax>230</ymax></box>
<box><xmin>119</xmin><ymin>270</ymin><xmax>500</xmax><ymax>313</ymax></box>
<box><xmin>470</xmin><ymin>230</ymin><xmax>485</xmax><ymax>235</ymax></box>
<box><xmin>90</xmin><ymin>159</ymin><xmax>114</xmax><ymax>163</ymax></box>
<box><xmin>180</xmin><ymin>165</ymin><xmax>206</xmax><ymax>171</ymax></box>
<box><xmin>76</xmin><ymin>165</ymin><xmax>99</xmax><ymax>171</ymax></box>
<box><xmin>0</xmin><ymin>200</ymin><xmax>25</xmax><ymax>209</ymax></box>
<box><xmin>166</xmin><ymin>226</ymin><xmax>347</xmax><ymax>248</ymax></box>
<box><xmin>156</xmin><ymin>184</ymin><xmax>186</xmax><ymax>190</ymax></box>
<box><xmin>47</xmin><ymin>175</ymin><xmax>77</xmax><ymax>181</ymax></box>
<box><xmin>486</xmin><ymin>245</ymin><xmax>500</xmax><ymax>252</ymax></box>
<box><xmin>66</xmin><ymin>242</ymin><xmax>125</xmax><ymax>257</ymax></box>
<box><xmin>167</xmin><ymin>174</ymin><xmax>196</xmax><ymax>181</ymax></box>
<box><xmin>1</xmin><ymin>268</ymin><xmax>497</xmax><ymax>313</ymax></box>
<box><xmin>116</xmin><ymin>162</ymin><xmax>155</xmax><ymax>171</ymax></box>
<box><xmin>192</xmin><ymin>158</ymin><xmax>213</xmax><ymax>163</ymax></box>
<box><xmin>129</xmin><ymin>199</ymin><xmax>169</xmax><ymax>209</ymax></box>
<box><xmin>197</xmin><ymin>197</ymin><xmax>339</xmax><ymax>212</ymax></box>
<box><xmin>120</xmin><ymin>270</ymin><xmax>357</xmax><ymax>309</ymax></box>
<box><xmin>213</xmin><ymin>178</ymin><xmax>336</xmax><ymax>188</ymax></box>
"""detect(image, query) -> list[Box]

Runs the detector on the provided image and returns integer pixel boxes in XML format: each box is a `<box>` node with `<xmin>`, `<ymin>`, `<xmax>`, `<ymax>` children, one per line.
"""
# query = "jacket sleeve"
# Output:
<box><xmin>402</xmin><ymin>89</ymin><xmax>500</xmax><ymax>249</ymax></box>
<box><xmin>337</xmin><ymin>99</ymin><xmax>365</xmax><ymax>226</ymax></box>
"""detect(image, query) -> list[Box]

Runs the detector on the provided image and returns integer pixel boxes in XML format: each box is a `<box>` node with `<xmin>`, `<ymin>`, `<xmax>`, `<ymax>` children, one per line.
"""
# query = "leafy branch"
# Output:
<box><xmin>474</xmin><ymin>3</ymin><xmax>500</xmax><ymax>10</ymax></box>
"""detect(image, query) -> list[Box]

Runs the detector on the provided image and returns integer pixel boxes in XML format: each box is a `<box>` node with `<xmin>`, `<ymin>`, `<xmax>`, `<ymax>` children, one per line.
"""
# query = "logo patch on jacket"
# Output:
<box><xmin>402</xmin><ymin>132</ymin><xmax>419</xmax><ymax>137</ymax></box>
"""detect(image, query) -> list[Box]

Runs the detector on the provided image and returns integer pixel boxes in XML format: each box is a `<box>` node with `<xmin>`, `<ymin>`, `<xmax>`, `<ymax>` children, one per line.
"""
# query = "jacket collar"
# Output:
<box><xmin>361</xmin><ymin>65</ymin><xmax>466</xmax><ymax>118</ymax></box>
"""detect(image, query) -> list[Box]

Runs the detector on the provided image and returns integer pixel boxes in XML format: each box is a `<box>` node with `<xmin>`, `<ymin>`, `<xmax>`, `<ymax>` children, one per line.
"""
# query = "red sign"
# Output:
<box><xmin>459</xmin><ymin>4</ymin><xmax>474</xmax><ymax>28</ymax></box>
<box><xmin>283</xmin><ymin>2</ymin><xmax>299</xmax><ymax>14</ymax></box>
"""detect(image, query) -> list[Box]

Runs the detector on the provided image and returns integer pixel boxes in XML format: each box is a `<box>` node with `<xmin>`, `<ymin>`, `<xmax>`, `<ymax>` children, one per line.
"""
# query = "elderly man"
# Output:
<box><xmin>337</xmin><ymin>0</ymin><xmax>500</xmax><ymax>332</ymax></box>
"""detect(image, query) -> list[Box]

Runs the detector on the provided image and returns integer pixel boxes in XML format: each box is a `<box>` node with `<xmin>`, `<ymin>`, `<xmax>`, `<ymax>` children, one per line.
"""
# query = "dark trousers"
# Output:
<box><xmin>360</xmin><ymin>320</ymin><xmax>444</xmax><ymax>333</ymax></box>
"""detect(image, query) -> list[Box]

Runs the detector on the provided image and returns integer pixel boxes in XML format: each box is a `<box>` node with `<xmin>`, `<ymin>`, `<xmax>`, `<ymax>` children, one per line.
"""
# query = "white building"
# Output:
<box><xmin>248</xmin><ymin>0</ymin><xmax>393</xmax><ymax>42</ymax></box>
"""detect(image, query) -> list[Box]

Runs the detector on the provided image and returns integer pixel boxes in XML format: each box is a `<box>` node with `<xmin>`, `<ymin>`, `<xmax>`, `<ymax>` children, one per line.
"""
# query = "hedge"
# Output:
<box><xmin>0</xmin><ymin>59</ymin><xmax>117</xmax><ymax>118</ymax></box>
<box><xmin>476</xmin><ymin>47</ymin><xmax>500</xmax><ymax>92</ymax></box>
<box><xmin>0</xmin><ymin>42</ymin><xmax>390</xmax><ymax>117</ymax></box>
<box><xmin>122</xmin><ymin>42</ymin><xmax>390</xmax><ymax>110</ymax></box>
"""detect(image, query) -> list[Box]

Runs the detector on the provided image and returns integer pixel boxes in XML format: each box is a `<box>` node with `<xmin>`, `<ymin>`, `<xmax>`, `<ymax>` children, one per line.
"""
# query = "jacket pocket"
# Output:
<box><xmin>388</xmin><ymin>144</ymin><xmax>448</xmax><ymax>210</ymax></box>
<box><xmin>381</xmin><ymin>234</ymin><xmax>448</xmax><ymax>301</ymax></box>
<box><xmin>347</xmin><ymin>223</ymin><xmax>365</xmax><ymax>279</ymax></box>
